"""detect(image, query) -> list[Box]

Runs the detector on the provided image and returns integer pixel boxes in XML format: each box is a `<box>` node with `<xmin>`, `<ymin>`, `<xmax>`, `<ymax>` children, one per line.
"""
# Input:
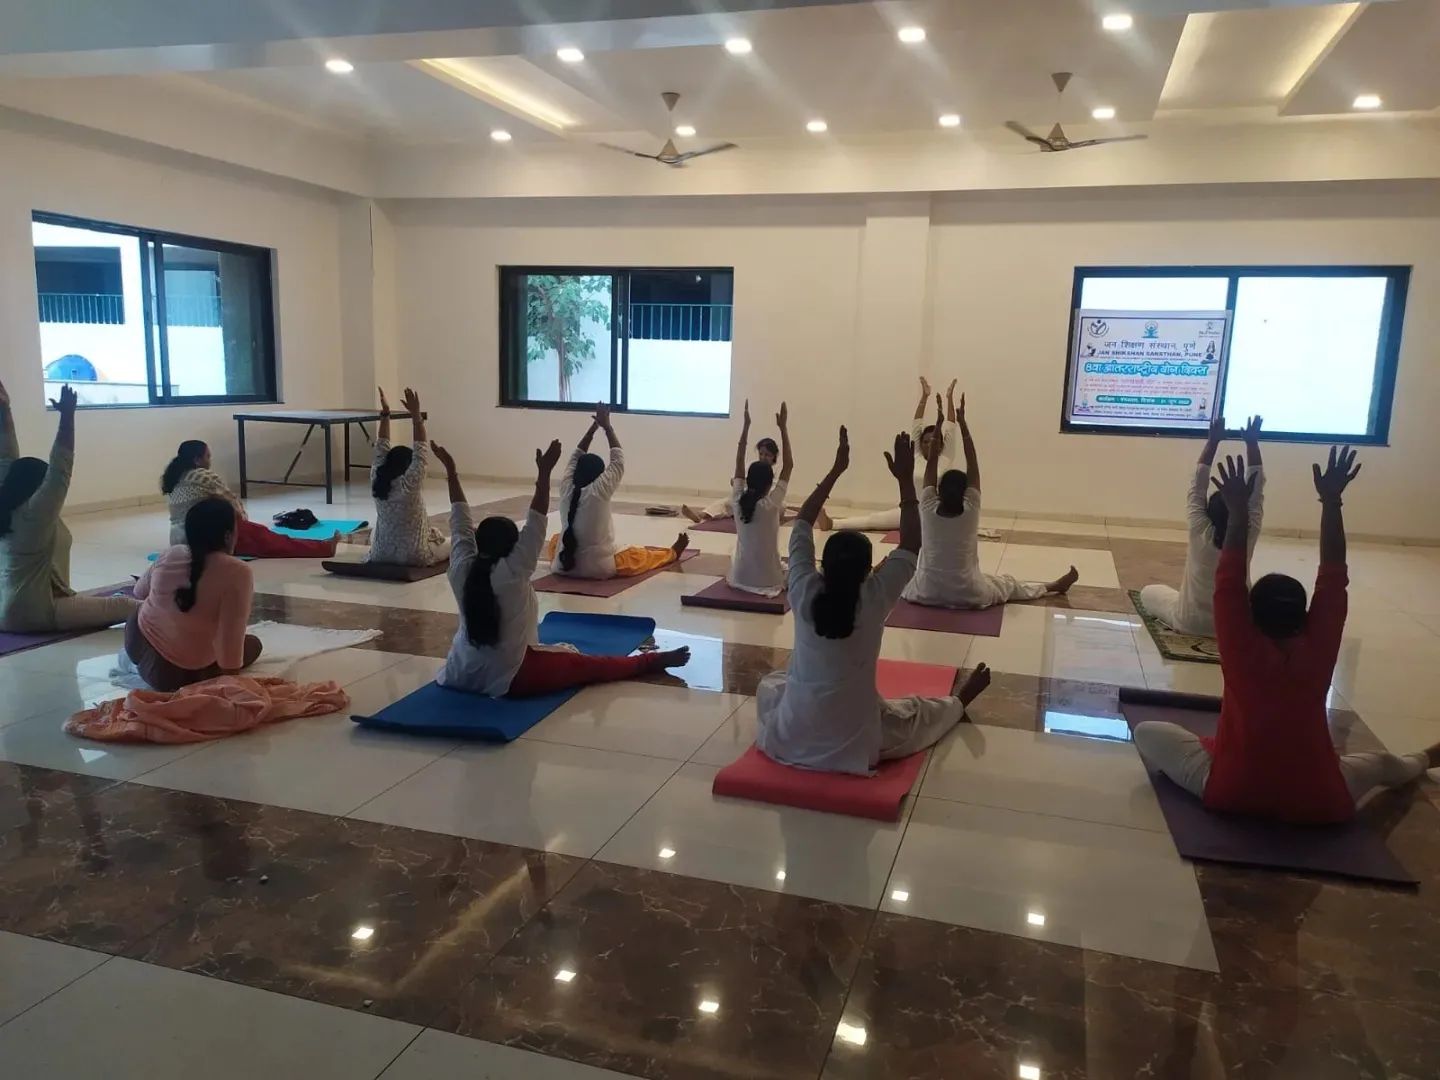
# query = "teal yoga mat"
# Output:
<box><xmin>271</xmin><ymin>519</ymin><xmax>367</xmax><ymax>540</ymax></box>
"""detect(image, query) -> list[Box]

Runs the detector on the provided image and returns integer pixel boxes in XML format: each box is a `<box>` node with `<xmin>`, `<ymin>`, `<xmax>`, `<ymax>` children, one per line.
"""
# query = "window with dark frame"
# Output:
<box><xmin>1062</xmin><ymin>265</ymin><xmax>1408</xmax><ymax>445</ymax></box>
<box><xmin>31</xmin><ymin>211</ymin><xmax>277</xmax><ymax>409</ymax></box>
<box><xmin>499</xmin><ymin>265</ymin><xmax>734</xmax><ymax>416</ymax></box>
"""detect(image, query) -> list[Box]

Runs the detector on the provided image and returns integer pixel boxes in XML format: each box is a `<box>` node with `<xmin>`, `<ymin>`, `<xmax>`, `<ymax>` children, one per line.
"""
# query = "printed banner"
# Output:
<box><xmin>1066</xmin><ymin>310</ymin><xmax>1230</xmax><ymax>430</ymax></box>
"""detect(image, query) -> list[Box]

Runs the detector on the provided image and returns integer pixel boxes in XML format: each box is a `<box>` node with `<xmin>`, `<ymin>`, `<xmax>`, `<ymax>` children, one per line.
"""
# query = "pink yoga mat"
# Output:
<box><xmin>533</xmin><ymin>550</ymin><xmax>699</xmax><ymax>597</ymax></box>
<box><xmin>885</xmin><ymin>598</ymin><xmax>1004</xmax><ymax>637</ymax></box>
<box><xmin>0</xmin><ymin>582</ymin><xmax>135</xmax><ymax>658</ymax></box>
<box><xmin>681</xmin><ymin>579</ymin><xmax>789</xmax><ymax>615</ymax></box>
<box><xmin>711</xmin><ymin>658</ymin><xmax>958</xmax><ymax>820</ymax></box>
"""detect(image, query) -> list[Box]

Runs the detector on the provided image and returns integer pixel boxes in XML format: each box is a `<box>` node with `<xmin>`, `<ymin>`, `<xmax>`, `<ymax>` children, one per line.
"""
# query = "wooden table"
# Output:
<box><xmin>233</xmin><ymin>409</ymin><xmax>425</xmax><ymax>504</ymax></box>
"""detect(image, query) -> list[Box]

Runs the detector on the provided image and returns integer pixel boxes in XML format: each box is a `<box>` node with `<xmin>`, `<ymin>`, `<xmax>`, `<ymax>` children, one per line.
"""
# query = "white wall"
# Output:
<box><xmin>390</xmin><ymin>183</ymin><xmax>1440</xmax><ymax>540</ymax></box>
<box><xmin>0</xmin><ymin>111</ymin><xmax>348</xmax><ymax>507</ymax></box>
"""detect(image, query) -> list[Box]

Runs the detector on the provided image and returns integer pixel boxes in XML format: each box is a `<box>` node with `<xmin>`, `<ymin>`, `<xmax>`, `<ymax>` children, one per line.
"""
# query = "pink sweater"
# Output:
<box><xmin>135</xmin><ymin>546</ymin><xmax>254</xmax><ymax>671</ymax></box>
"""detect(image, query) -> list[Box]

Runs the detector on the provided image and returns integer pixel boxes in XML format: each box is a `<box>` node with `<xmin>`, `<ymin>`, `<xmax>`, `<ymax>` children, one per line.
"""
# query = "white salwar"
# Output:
<box><xmin>902</xmin><ymin>486</ymin><xmax>1046</xmax><ymax>609</ymax></box>
<box><xmin>1138</xmin><ymin>463</ymin><xmax>1264</xmax><ymax>637</ymax></box>
<box><xmin>829</xmin><ymin>418</ymin><xmax>957</xmax><ymax>532</ymax></box>
<box><xmin>553</xmin><ymin>446</ymin><xmax>624</xmax><ymax>578</ymax></box>
<box><xmin>754</xmin><ymin>521</ymin><xmax>967</xmax><ymax>776</ymax></box>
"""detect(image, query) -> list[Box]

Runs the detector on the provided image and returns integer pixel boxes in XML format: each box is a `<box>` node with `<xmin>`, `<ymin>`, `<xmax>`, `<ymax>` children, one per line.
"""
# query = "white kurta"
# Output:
<box><xmin>367</xmin><ymin>438</ymin><xmax>449</xmax><ymax>566</ymax></box>
<box><xmin>831</xmin><ymin>418</ymin><xmax>957</xmax><ymax>532</ymax></box>
<box><xmin>552</xmin><ymin>446</ymin><xmax>624</xmax><ymax>578</ymax></box>
<box><xmin>439</xmin><ymin>505</ymin><xmax>546</xmax><ymax>696</ymax></box>
<box><xmin>754</xmin><ymin>521</ymin><xmax>965</xmax><ymax>775</ymax></box>
<box><xmin>1139</xmin><ymin>463</ymin><xmax>1265</xmax><ymax>637</ymax></box>
<box><xmin>727</xmin><ymin>476</ymin><xmax>789</xmax><ymax>596</ymax></box>
<box><xmin>902</xmin><ymin>487</ymin><xmax>1045</xmax><ymax>609</ymax></box>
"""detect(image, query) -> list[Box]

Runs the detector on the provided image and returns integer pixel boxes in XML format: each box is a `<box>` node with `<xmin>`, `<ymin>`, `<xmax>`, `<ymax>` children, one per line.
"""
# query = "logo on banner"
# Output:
<box><xmin>1143</xmin><ymin>321</ymin><xmax>1160</xmax><ymax>339</ymax></box>
<box><xmin>1087</xmin><ymin>318</ymin><xmax>1109</xmax><ymax>337</ymax></box>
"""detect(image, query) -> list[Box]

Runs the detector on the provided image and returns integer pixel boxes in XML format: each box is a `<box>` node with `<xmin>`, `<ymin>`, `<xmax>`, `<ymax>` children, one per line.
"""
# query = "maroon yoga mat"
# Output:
<box><xmin>681</xmin><ymin>579</ymin><xmax>789</xmax><ymax>615</ymax></box>
<box><xmin>690</xmin><ymin>516</ymin><xmax>737</xmax><ymax>534</ymax></box>
<box><xmin>0</xmin><ymin>582</ymin><xmax>135</xmax><ymax>658</ymax></box>
<box><xmin>533</xmin><ymin>550</ymin><xmax>700</xmax><ymax>597</ymax></box>
<box><xmin>884</xmin><ymin>598</ymin><xmax>1004</xmax><ymax>637</ymax></box>
<box><xmin>1119</xmin><ymin>689</ymin><xmax>1416</xmax><ymax>884</ymax></box>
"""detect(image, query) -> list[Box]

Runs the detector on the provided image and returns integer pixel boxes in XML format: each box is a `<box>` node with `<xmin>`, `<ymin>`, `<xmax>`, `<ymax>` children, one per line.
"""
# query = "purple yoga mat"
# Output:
<box><xmin>681</xmin><ymin>579</ymin><xmax>789</xmax><ymax>615</ymax></box>
<box><xmin>690</xmin><ymin>517</ymin><xmax>737</xmax><ymax>534</ymax></box>
<box><xmin>1121</xmin><ymin>696</ymin><xmax>1417</xmax><ymax>885</ymax></box>
<box><xmin>0</xmin><ymin>582</ymin><xmax>135</xmax><ymax>658</ymax></box>
<box><xmin>533</xmin><ymin>550</ymin><xmax>700</xmax><ymax>597</ymax></box>
<box><xmin>884</xmin><ymin>598</ymin><xmax>1004</xmax><ymax>637</ymax></box>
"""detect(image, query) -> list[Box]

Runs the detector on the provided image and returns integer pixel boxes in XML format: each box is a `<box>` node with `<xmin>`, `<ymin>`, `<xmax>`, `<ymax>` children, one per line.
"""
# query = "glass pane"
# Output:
<box><xmin>160</xmin><ymin>243</ymin><xmax>269</xmax><ymax>399</ymax></box>
<box><xmin>624</xmin><ymin>268</ymin><xmax>732</xmax><ymax>414</ymax></box>
<box><xmin>512</xmin><ymin>273</ymin><xmax>615</xmax><ymax>405</ymax></box>
<box><xmin>1224</xmin><ymin>276</ymin><xmax>1387</xmax><ymax>437</ymax></box>
<box><xmin>32</xmin><ymin>219</ymin><xmax>149</xmax><ymax>406</ymax></box>
<box><xmin>1079</xmin><ymin>275</ymin><xmax>1229</xmax><ymax>311</ymax></box>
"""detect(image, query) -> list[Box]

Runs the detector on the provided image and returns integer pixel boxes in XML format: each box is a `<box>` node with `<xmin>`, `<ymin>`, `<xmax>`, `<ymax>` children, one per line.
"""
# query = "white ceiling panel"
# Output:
<box><xmin>1283</xmin><ymin>0</ymin><xmax>1440</xmax><ymax>115</ymax></box>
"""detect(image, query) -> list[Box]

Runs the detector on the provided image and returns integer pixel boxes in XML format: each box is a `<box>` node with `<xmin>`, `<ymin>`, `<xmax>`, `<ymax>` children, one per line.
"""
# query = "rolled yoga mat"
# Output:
<box><xmin>272</xmin><ymin>518</ymin><xmax>368</xmax><ymax>540</ymax></box>
<box><xmin>711</xmin><ymin>658</ymin><xmax>958</xmax><ymax>821</ymax></box>
<box><xmin>681</xmin><ymin>579</ymin><xmax>789</xmax><ymax>615</ymax></box>
<box><xmin>1119</xmin><ymin>688</ymin><xmax>1417</xmax><ymax>885</ymax></box>
<box><xmin>322</xmin><ymin>559</ymin><xmax>448</xmax><ymax>583</ymax></box>
<box><xmin>351</xmin><ymin>612</ymin><xmax>657</xmax><ymax>742</ymax></box>
<box><xmin>884</xmin><ymin>598</ymin><xmax>1004</xmax><ymax>637</ymax></box>
<box><xmin>532</xmin><ymin>549</ymin><xmax>699</xmax><ymax>597</ymax></box>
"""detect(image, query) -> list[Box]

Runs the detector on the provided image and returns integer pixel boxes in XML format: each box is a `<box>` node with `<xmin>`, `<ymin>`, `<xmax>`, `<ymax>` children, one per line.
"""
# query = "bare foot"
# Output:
<box><xmin>681</xmin><ymin>504</ymin><xmax>704</xmax><ymax>524</ymax></box>
<box><xmin>1048</xmin><ymin>566</ymin><xmax>1079</xmax><ymax>595</ymax></box>
<box><xmin>1424</xmin><ymin>740</ymin><xmax>1440</xmax><ymax>770</ymax></box>
<box><xmin>957</xmin><ymin>662</ymin><xmax>992</xmax><ymax>708</ymax></box>
<box><xmin>653</xmin><ymin>646</ymin><xmax>691</xmax><ymax>670</ymax></box>
<box><xmin>816</xmin><ymin>508</ymin><xmax>833</xmax><ymax>531</ymax></box>
<box><xmin>671</xmin><ymin>532</ymin><xmax>691</xmax><ymax>557</ymax></box>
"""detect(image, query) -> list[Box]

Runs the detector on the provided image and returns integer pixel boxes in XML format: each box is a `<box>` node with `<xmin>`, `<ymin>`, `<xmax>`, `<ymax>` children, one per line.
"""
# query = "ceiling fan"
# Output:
<box><xmin>1004</xmin><ymin>72</ymin><xmax>1148</xmax><ymax>152</ymax></box>
<box><xmin>600</xmin><ymin>92</ymin><xmax>737</xmax><ymax>166</ymax></box>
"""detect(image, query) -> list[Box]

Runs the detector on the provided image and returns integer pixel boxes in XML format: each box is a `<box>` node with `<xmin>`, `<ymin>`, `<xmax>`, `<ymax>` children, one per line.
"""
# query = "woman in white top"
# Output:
<box><xmin>754</xmin><ymin>426</ymin><xmax>992</xmax><ymax>776</ymax></box>
<box><xmin>903</xmin><ymin>394</ymin><xmax>1077</xmax><ymax>609</ymax></box>
<box><xmin>433</xmin><ymin>439</ymin><xmax>689</xmax><ymax>698</ymax></box>
<box><xmin>817</xmin><ymin>377</ymin><xmax>958</xmax><ymax>532</ymax></box>
<box><xmin>552</xmin><ymin>403</ymin><xmax>688</xmax><ymax>579</ymax></box>
<box><xmin>727</xmin><ymin>399</ymin><xmax>793</xmax><ymax>596</ymax></box>
<box><xmin>682</xmin><ymin>435</ymin><xmax>780</xmax><ymax>524</ymax></box>
<box><xmin>368</xmin><ymin>387</ymin><xmax>449</xmax><ymax>566</ymax></box>
<box><xmin>1138</xmin><ymin>414</ymin><xmax>1265</xmax><ymax>637</ymax></box>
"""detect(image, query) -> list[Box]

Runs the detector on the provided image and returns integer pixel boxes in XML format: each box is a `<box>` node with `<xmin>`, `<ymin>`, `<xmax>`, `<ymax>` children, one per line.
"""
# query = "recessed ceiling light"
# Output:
<box><xmin>806</xmin><ymin>119</ymin><xmax>828</xmax><ymax>133</ymax></box>
<box><xmin>938</xmin><ymin>113</ymin><xmax>961</xmax><ymax>128</ymax></box>
<box><xmin>1027</xmin><ymin>911</ymin><xmax>1047</xmax><ymax>927</ymax></box>
<box><xmin>490</xmin><ymin>129</ymin><xmax>512</xmax><ymax>142</ymax></box>
<box><xmin>1019</xmin><ymin>1065</ymin><xmax>1043</xmax><ymax>1080</ymax></box>
<box><xmin>774</xmin><ymin>869</ymin><xmax>787</xmax><ymax>882</ymax></box>
<box><xmin>556</xmin><ymin>47</ymin><xmax>585</xmax><ymax>63</ymax></box>
<box><xmin>350</xmin><ymin>925</ymin><xmax>374</xmax><ymax>941</ymax></box>
<box><xmin>657</xmin><ymin>847</ymin><xmax>676</xmax><ymax>860</ymax></box>
<box><xmin>1352</xmin><ymin>93</ymin><xmax>1382</xmax><ymax>110</ymax></box>
<box><xmin>554</xmin><ymin>968</ymin><xmax>576</xmax><ymax>983</ymax></box>
<box><xmin>674</xmin><ymin>124</ymin><xmax>696</xmax><ymax>137</ymax></box>
<box><xmin>1091</xmin><ymin>106</ymin><xmax>1116</xmax><ymax>120</ymax></box>
<box><xmin>898</xmin><ymin>26</ymin><xmax>927</xmax><ymax>44</ymax></box>
<box><xmin>890</xmin><ymin>888</ymin><xmax>910</xmax><ymax>903</ymax></box>
<box><xmin>724</xmin><ymin>37</ymin><xmax>753</xmax><ymax>55</ymax></box>
<box><xmin>698</xmin><ymin>999</ymin><xmax>720</xmax><ymax>1014</ymax></box>
<box><xmin>836</xmin><ymin>1021</ymin><xmax>868</xmax><ymax>1046</ymax></box>
<box><xmin>325</xmin><ymin>59</ymin><xmax>354</xmax><ymax>74</ymax></box>
<box><xmin>1101</xmin><ymin>14</ymin><xmax>1133</xmax><ymax>31</ymax></box>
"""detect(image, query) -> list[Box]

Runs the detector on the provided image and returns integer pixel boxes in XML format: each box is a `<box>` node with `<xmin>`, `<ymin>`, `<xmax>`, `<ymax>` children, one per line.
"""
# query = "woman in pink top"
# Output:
<box><xmin>124</xmin><ymin>497</ymin><xmax>262</xmax><ymax>692</ymax></box>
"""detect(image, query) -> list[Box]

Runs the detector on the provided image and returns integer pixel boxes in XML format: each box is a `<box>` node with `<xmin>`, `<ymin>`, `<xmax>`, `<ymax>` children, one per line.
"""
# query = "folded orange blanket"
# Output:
<box><xmin>65</xmin><ymin>675</ymin><xmax>349</xmax><ymax>744</ymax></box>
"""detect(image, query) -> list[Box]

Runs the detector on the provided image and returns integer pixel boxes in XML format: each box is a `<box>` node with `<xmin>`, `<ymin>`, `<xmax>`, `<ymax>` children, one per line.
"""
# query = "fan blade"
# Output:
<box><xmin>599</xmin><ymin>143</ymin><xmax>663</xmax><ymax>161</ymax></box>
<box><xmin>1064</xmin><ymin>134</ymin><xmax>1149</xmax><ymax>149</ymax></box>
<box><xmin>675</xmin><ymin>142</ymin><xmax>738</xmax><ymax>162</ymax></box>
<box><xmin>1003</xmin><ymin>120</ymin><xmax>1051</xmax><ymax>147</ymax></box>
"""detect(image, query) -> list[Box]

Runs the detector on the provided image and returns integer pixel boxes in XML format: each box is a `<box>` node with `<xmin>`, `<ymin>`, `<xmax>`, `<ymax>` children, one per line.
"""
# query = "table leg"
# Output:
<box><xmin>237</xmin><ymin>419</ymin><xmax>248</xmax><ymax>499</ymax></box>
<box><xmin>344</xmin><ymin>422</ymin><xmax>351</xmax><ymax>480</ymax></box>
<box><xmin>324</xmin><ymin>423</ymin><xmax>334</xmax><ymax>504</ymax></box>
<box><xmin>282</xmin><ymin>425</ymin><xmax>317</xmax><ymax>484</ymax></box>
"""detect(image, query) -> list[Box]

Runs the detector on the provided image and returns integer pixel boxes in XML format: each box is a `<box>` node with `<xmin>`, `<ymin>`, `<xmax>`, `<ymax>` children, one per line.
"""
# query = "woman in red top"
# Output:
<box><xmin>1134</xmin><ymin>446</ymin><xmax>1439</xmax><ymax>824</ymax></box>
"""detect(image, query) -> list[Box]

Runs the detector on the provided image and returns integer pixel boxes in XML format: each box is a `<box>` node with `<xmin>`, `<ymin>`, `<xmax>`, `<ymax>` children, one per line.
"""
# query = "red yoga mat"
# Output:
<box><xmin>533</xmin><ymin>550</ymin><xmax>699</xmax><ymax>597</ymax></box>
<box><xmin>885</xmin><ymin>598</ymin><xmax>1004</xmax><ymax>637</ymax></box>
<box><xmin>711</xmin><ymin>658</ymin><xmax>958</xmax><ymax>820</ymax></box>
<box><xmin>681</xmin><ymin>579</ymin><xmax>789</xmax><ymax>615</ymax></box>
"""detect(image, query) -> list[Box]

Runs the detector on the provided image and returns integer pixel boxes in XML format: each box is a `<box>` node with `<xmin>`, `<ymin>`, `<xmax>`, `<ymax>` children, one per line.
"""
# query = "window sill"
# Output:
<box><xmin>48</xmin><ymin>399</ymin><xmax>282</xmax><ymax>412</ymax></box>
<box><xmin>497</xmin><ymin>401</ymin><xmax>730</xmax><ymax>420</ymax></box>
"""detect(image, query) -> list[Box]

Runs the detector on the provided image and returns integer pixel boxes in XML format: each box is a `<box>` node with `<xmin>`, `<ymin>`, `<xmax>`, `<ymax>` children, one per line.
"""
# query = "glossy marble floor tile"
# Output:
<box><xmin>597</xmin><ymin>761</ymin><xmax>909</xmax><ymax>907</ymax></box>
<box><xmin>689</xmin><ymin>697</ymin><xmax>759</xmax><ymax>766</ymax></box>
<box><xmin>380</xmin><ymin>1029</ymin><xmax>644</xmax><ymax>1079</ymax></box>
<box><xmin>0</xmin><ymin>929</ymin><xmax>107</xmax><ymax>1025</ymax></box>
<box><xmin>884</xmin><ymin>798</ymin><xmax>1218</xmax><ymax>971</ymax></box>
<box><xmin>349</xmin><ymin>740</ymin><xmax>680</xmax><ymax>858</ymax></box>
<box><xmin>0</xmin><ymin>665</ymin><xmax>110</xmax><ymax>726</ymax></box>
<box><xmin>521</xmin><ymin>682</ymin><xmax>746</xmax><ymax>760</ymax></box>
<box><xmin>0</xmin><ymin>956</ymin><xmax>420</xmax><ymax>1079</ymax></box>
<box><xmin>0</xmin><ymin>703</ymin><xmax>209</xmax><ymax>781</ymax></box>
<box><xmin>436</xmin><ymin>861</ymin><xmax>872</xmax><ymax>1080</ymax></box>
<box><xmin>964</xmin><ymin>606</ymin><xmax>1146</xmax><ymax>686</ymax></box>
<box><xmin>997</xmin><ymin>543</ymin><xmax>1120</xmax><ymax>591</ymax></box>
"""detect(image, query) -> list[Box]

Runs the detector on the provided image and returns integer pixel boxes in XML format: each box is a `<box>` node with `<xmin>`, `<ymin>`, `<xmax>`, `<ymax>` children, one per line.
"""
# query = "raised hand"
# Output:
<box><xmin>378</xmin><ymin>387</ymin><xmax>391</xmax><ymax>415</ymax></box>
<box><xmin>929</xmin><ymin>397</ymin><xmax>945</xmax><ymax>460</ymax></box>
<box><xmin>536</xmin><ymin>439</ymin><xmax>563</xmax><ymax>473</ymax></box>
<box><xmin>1243</xmin><ymin>415</ymin><xmax>1263</xmax><ymax>445</ymax></box>
<box><xmin>401</xmin><ymin>387</ymin><xmax>421</xmax><ymax>416</ymax></box>
<box><xmin>775</xmin><ymin>401</ymin><xmax>788</xmax><ymax>429</ymax></box>
<box><xmin>1211</xmin><ymin>453</ymin><xmax>1253</xmax><ymax>509</ymax></box>
<box><xmin>49</xmin><ymin>385</ymin><xmax>78</xmax><ymax>416</ymax></box>
<box><xmin>830</xmin><ymin>425</ymin><xmax>850</xmax><ymax>475</ymax></box>
<box><xmin>430</xmin><ymin>441</ymin><xmax>457</xmax><ymax>475</ymax></box>
<box><xmin>919</xmin><ymin>375</ymin><xmax>931</xmax><ymax>399</ymax></box>
<box><xmin>1207</xmin><ymin>411</ymin><xmax>1226</xmax><ymax>441</ymax></box>
<box><xmin>1312</xmin><ymin>445</ymin><xmax>1361</xmax><ymax>502</ymax></box>
<box><xmin>946</xmin><ymin>378</ymin><xmax>958</xmax><ymax>401</ymax></box>
<box><xmin>592</xmin><ymin>401</ymin><xmax>612</xmax><ymax>429</ymax></box>
<box><xmin>742</xmin><ymin>399</ymin><xmax>751</xmax><ymax>428</ymax></box>
<box><xmin>884</xmin><ymin>431</ymin><xmax>915</xmax><ymax>482</ymax></box>
<box><xmin>958</xmin><ymin>391</ymin><xmax>967</xmax><ymax>424</ymax></box>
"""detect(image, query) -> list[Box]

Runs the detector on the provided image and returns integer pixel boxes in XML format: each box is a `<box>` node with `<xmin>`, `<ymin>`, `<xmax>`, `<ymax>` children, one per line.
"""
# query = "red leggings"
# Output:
<box><xmin>506</xmin><ymin>646</ymin><xmax>661</xmax><ymax>698</ymax></box>
<box><xmin>234</xmin><ymin>518</ymin><xmax>338</xmax><ymax>559</ymax></box>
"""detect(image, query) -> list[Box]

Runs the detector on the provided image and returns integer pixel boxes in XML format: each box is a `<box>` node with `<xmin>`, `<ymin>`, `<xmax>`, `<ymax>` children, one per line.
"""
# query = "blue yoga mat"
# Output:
<box><xmin>272</xmin><ymin>518</ymin><xmax>367</xmax><ymax>540</ymax></box>
<box><xmin>352</xmin><ymin>611</ymin><xmax>657</xmax><ymax>742</ymax></box>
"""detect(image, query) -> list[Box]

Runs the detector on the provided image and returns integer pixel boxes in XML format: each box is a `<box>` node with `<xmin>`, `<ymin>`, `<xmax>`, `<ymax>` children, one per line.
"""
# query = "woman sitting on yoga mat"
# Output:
<box><xmin>161</xmin><ymin>440</ymin><xmax>339</xmax><ymax>559</ymax></box>
<box><xmin>903</xmin><ymin>393</ymin><xmax>1076</xmax><ymax>609</ymax></box>
<box><xmin>0</xmin><ymin>380</ymin><xmax>138</xmax><ymax>634</ymax></box>
<box><xmin>754</xmin><ymin>425</ymin><xmax>992</xmax><ymax>775</ymax></box>
<box><xmin>551</xmin><ymin>403</ymin><xmax>688</xmax><ymax>579</ymax></box>
<box><xmin>1138</xmin><ymin>414</ymin><xmax>1266</xmax><ymax>637</ymax></box>
<box><xmin>125</xmin><ymin>497</ymin><xmax>262</xmax><ymax>692</ymax></box>
<box><xmin>682</xmin><ymin>436</ymin><xmax>780</xmax><ymax>524</ymax></box>
<box><xmin>1134</xmin><ymin>448</ymin><xmax>1440</xmax><ymax>823</ymax></box>
<box><xmin>433</xmin><ymin>439</ymin><xmax>689</xmax><ymax>697</ymax></box>
<box><xmin>727</xmin><ymin>399</ymin><xmax>794</xmax><ymax>596</ymax></box>
<box><xmin>368</xmin><ymin>386</ymin><xmax>449</xmax><ymax>566</ymax></box>
<box><xmin>816</xmin><ymin>376</ymin><xmax>958</xmax><ymax>533</ymax></box>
